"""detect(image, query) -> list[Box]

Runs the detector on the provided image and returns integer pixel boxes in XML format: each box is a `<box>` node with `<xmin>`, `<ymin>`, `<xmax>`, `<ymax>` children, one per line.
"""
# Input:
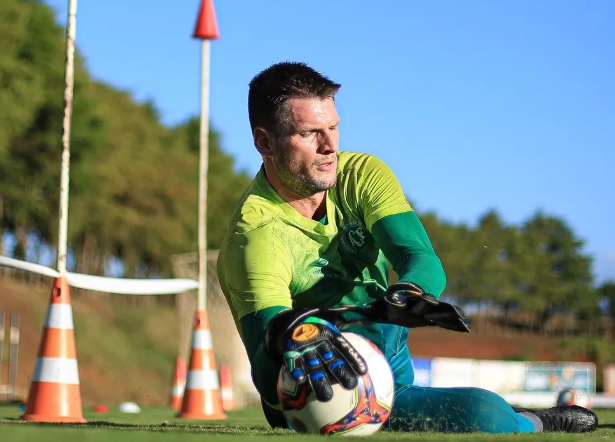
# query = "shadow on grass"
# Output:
<box><xmin>0</xmin><ymin>418</ymin><xmax>293</xmax><ymax>436</ymax></box>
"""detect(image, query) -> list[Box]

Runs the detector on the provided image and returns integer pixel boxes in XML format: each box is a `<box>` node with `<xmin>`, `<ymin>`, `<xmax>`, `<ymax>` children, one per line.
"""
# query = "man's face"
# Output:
<box><xmin>266</xmin><ymin>97</ymin><xmax>340</xmax><ymax>197</ymax></box>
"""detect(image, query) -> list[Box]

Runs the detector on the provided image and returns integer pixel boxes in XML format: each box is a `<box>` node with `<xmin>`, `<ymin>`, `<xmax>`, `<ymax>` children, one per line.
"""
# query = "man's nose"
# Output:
<box><xmin>319</xmin><ymin>130</ymin><xmax>338</xmax><ymax>153</ymax></box>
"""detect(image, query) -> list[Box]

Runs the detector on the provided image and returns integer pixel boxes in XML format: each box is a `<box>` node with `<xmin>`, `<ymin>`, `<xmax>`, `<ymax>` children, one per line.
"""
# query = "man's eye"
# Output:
<box><xmin>300</xmin><ymin>131</ymin><xmax>315</xmax><ymax>138</ymax></box>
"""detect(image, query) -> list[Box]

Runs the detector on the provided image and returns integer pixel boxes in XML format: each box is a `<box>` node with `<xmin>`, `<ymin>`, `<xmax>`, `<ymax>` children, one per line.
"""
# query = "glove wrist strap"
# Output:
<box><xmin>386</xmin><ymin>281</ymin><xmax>424</xmax><ymax>296</ymax></box>
<box><xmin>264</xmin><ymin>308</ymin><xmax>319</xmax><ymax>358</ymax></box>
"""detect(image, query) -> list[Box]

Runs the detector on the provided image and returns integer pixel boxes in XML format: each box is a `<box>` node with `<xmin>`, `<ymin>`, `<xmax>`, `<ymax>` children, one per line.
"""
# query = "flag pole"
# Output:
<box><xmin>177</xmin><ymin>0</ymin><xmax>225</xmax><ymax>420</ymax></box>
<box><xmin>193</xmin><ymin>0</ymin><xmax>219</xmax><ymax>311</ymax></box>
<box><xmin>197</xmin><ymin>39</ymin><xmax>211</xmax><ymax>311</ymax></box>
<box><xmin>57</xmin><ymin>0</ymin><xmax>78</xmax><ymax>275</ymax></box>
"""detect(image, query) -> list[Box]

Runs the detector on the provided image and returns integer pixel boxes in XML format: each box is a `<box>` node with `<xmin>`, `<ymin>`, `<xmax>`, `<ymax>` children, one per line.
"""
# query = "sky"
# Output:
<box><xmin>43</xmin><ymin>0</ymin><xmax>615</xmax><ymax>283</ymax></box>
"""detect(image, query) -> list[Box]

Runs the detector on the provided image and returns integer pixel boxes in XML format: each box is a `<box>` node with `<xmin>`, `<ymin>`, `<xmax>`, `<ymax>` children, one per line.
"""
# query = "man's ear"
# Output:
<box><xmin>254</xmin><ymin>128</ymin><xmax>273</xmax><ymax>155</ymax></box>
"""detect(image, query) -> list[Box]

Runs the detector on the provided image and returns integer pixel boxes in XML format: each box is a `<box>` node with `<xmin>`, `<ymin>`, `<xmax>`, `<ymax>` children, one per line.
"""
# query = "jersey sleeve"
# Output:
<box><xmin>350</xmin><ymin>155</ymin><xmax>413</xmax><ymax>231</ymax></box>
<box><xmin>219</xmin><ymin>223</ymin><xmax>294</xmax><ymax>408</ymax></box>
<box><xmin>220</xmin><ymin>224</ymin><xmax>294</xmax><ymax>321</ymax></box>
<box><xmin>350</xmin><ymin>154</ymin><xmax>446</xmax><ymax>296</ymax></box>
<box><xmin>216</xmin><ymin>170</ymin><xmax>312</xmax><ymax>410</ymax></box>
<box><xmin>240</xmin><ymin>306</ymin><xmax>287</xmax><ymax>407</ymax></box>
<box><xmin>372</xmin><ymin>211</ymin><xmax>446</xmax><ymax>296</ymax></box>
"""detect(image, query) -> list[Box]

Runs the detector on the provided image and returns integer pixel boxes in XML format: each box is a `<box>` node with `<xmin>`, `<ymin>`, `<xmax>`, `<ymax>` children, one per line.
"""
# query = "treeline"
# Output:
<box><xmin>421</xmin><ymin>210</ymin><xmax>604</xmax><ymax>329</ymax></box>
<box><xmin>0</xmin><ymin>0</ymin><xmax>251</xmax><ymax>277</ymax></box>
<box><xmin>1</xmin><ymin>1</ymin><xmax>612</xmax><ymax>328</ymax></box>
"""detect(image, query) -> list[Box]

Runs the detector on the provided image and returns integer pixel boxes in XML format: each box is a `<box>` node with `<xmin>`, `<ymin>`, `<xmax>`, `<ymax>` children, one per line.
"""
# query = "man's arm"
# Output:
<box><xmin>371</xmin><ymin>210</ymin><xmax>446</xmax><ymax>297</ymax></box>
<box><xmin>218</xmin><ymin>224</ymin><xmax>294</xmax><ymax>407</ymax></box>
<box><xmin>363</xmin><ymin>210</ymin><xmax>470</xmax><ymax>332</ymax></box>
<box><xmin>241</xmin><ymin>305</ymin><xmax>368</xmax><ymax>404</ymax></box>
<box><xmin>240</xmin><ymin>307</ymin><xmax>287</xmax><ymax>407</ymax></box>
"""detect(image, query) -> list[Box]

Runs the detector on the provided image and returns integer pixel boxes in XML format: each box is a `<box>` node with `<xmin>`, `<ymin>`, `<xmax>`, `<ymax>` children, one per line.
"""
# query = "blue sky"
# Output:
<box><xmin>44</xmin><ymin>0</ymin><xmax>615</xmax><ymax>283</ymax></box>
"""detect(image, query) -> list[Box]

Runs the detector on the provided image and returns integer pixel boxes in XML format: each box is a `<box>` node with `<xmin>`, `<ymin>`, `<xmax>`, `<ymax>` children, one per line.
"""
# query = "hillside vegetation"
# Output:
<box><xmin>0</xmin><ymin>275</ymin><xmax>180</xmax><ymax>406</ymax></box>
<box><xmin>2</xmin><ymin>275</ymin><xmax>587</xmax><ymax>407</ymax></box>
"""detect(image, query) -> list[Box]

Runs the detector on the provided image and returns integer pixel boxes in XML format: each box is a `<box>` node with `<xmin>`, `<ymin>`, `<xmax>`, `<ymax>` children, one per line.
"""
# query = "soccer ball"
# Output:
<box><xmin>276</xmin><ymin>332</ymin><xmax>395</xmax><ymax>436</ymax></box>
<box><xmin>556</xmin><ymin>388</ymin><xmax>591</xmax><ymax>409</ymax></box>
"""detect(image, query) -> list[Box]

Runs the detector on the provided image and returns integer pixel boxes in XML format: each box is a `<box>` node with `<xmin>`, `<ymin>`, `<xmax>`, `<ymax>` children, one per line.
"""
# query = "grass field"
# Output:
<box><xmin>1</xmin><ymin>404</ymin><xmax>615</xmax><ymax>441</ymax></box>
<box><xmin>2</xmin><ymin>278</ymin><xmax>615</xmax><ymax>441</ymax></box>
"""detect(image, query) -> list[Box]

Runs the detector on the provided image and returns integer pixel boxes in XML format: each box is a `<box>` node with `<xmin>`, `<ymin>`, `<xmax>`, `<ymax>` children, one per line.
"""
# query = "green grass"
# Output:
<box><xmin>1</xmin><ymin>404</ymin><xmax>615</xmax><ymax>441</ymax></box>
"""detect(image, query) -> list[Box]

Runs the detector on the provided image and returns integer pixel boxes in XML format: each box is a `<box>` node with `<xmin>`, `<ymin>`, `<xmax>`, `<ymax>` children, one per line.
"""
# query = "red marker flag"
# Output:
<box><xmin>193</xmin><ymin>0</ymin><xmax>219</xmax><ymax>40</ymax></box>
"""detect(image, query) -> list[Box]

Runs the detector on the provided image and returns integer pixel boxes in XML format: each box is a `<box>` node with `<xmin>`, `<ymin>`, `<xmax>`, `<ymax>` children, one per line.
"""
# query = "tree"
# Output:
<box><xmin>0</xmin><ymin>0</ymin><xmax>69</xmax><ymax>258</ymax></box>
<box><xmin>0</xmin><ymin>0</ymin><xmax>48</xmax><ymax>160</ymax></box>
<box><xmin>600</xmin><ymin>281</ymin><xmax>615</xmax><ymax>338</ymax></box>
<box><xmin>0</xmin><ymin>1</ymin><xmax>252</xmax><ymax>278</ymax></box>
<box><xmin>421</xmin><ymin>212</ymin><xmax>476</xmax><ymax>304</ymax></box>
<box><xmin>519</xmin><ymin>211</ymin><xmax>600</xmax><ymax>326</ymax></box>
<box><xmin>171</xmin><ymin>117</ymin><xmax>252</xmax><ymax>250</ymax></box>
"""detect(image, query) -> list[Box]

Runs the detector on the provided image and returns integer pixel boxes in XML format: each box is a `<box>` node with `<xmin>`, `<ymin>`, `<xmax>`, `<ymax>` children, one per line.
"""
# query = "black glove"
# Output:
<box><xmin>374</xmin><ymin>282</ymin><xmax>471</xmax><ymax>332</ymax></box>
<box><xmin>322</xmin><ymin>282</ymin><xmax>470</xmax><ymax>333</ymax></box>
<box><xmin>265</xmin><ymin>309</ymin><xmax>367</xmax><ymax>402</ymax></box>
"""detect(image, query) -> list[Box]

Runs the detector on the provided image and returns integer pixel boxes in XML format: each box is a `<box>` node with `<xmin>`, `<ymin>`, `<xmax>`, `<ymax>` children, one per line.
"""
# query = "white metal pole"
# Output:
<box><xmin>57</xmin><ymin>0</ymin><xmax>78</xmax><ymax>275</ymax></box>
<box><xmin>197</xmin><ymin>39</ymin><xmax>211</xmax><ymax>311</ymax></box>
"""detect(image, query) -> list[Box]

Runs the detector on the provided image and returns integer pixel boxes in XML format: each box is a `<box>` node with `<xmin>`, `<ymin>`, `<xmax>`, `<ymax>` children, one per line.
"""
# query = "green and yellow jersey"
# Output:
<box><xmin>217</xmin><ymin>151</ymin><xmax>445</xmax><ymax>405</ymax></box>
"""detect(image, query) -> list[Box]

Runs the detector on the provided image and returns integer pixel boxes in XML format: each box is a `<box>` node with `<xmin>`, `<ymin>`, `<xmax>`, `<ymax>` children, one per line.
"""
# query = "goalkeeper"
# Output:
<box><xmin>216</xmin><ymin>61</ymin><xmax>597</xmax><ymax>433</ymax></box>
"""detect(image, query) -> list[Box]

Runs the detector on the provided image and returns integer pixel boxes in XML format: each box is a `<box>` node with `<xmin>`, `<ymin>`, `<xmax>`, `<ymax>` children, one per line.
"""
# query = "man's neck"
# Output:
<box><xmin>262</xmin><ymin>166</ymin><xmax>327</xmax><ymax>220</ymax></box>
<box><xmin>287</xmin><ymin>196</ymin><xmax>327</xmax><ymax>221</ymax></box>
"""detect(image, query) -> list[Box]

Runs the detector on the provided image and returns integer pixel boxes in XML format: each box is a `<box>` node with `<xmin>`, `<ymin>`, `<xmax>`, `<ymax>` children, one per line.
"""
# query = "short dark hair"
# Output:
<box><xmin>248</xmin><ymin>62</ymin><xmax>341</xmax><ymax>134</ymax></box>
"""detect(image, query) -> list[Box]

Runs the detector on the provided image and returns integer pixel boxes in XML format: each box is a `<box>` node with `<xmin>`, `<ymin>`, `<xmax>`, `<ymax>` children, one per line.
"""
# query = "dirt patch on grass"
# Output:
<box><xmin>408</xmin><ymin>326</ymin><xmax>560</xmax><ymax>361</ymax></box>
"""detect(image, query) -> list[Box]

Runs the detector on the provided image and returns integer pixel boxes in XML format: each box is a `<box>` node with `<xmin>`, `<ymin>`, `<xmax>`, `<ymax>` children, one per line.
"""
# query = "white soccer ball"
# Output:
<box><xmin>276</xmin><ymin>332</ymin><xmax>395</xmax><ymax>436</ymax></box>
<box><xmin>556</xmin><ymin>387</ymin><xmax>591</xmax><ymax>409</ymax></box>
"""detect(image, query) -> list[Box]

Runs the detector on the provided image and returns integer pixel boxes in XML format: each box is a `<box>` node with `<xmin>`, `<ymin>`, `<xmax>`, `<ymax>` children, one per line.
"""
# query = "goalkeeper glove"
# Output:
<box><xmin>321</xmin><ymin>282</ymin><xmax>470</xmax><ymax>333</ymax></box>
<box><xmin>373</xmin><ymin>282</ymin><xmax>471</xmax><ymax>332</ymax></box>
<box><xmin>265</xmin><ymin>308</ymin><xmax>367</xmax><ymax>402</ymax></box>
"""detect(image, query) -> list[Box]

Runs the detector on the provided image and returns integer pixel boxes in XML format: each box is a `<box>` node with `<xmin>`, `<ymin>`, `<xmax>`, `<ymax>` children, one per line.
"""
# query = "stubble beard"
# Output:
<box><xmin>276</xmin><ymin>157</ymin><xmax>337</xmax><ymax>197</ymax></box>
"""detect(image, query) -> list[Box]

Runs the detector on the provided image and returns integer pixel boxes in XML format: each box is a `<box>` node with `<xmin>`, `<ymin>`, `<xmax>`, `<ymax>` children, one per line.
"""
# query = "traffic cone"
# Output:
<box><xmin>21</xmin><ymin>275</ymin><xmax>86</xmax><ymax>422</ymax></box>
<box><xmin>169</xmin><ymin>356</ymin><xmax>187</xmax><ymax>410</ymax></box>
<box><xmin>193</xmin><ymin>0</ymin><xmax>220</xmax><ymax>40</ymax></box>
<box><xmin>177</xmin><ymin>310</ymin><xmax>226</xmax><ymax>419</ymax></box>
<box><xmin>220</xmin><ymin>364</ymin><xmax>234</xmax><ymax>411</ymax></box>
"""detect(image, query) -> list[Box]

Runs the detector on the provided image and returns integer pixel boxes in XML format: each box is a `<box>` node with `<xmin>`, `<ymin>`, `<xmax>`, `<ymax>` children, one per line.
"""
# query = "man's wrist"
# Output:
<box><xmin>386</xmin><ymin>281</ymin><xmax>424</xmax><ymax>296</ymax></box>
<box><xmin>264</xmin><ymin>308</ymin><xmax>320</xmax><ymax>357</ymax></box>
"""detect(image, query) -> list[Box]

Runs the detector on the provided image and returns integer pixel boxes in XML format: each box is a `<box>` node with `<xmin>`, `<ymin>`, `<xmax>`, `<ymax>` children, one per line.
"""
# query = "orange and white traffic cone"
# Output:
<box><xmin>21</xmin><ymin>275</ymin><xmax>86</xmax><ymax>422</ymax></box>
<box><xmin>177</xmin><ymin>310</ymin><xmax>226</xmax><ymax>420</ymax></box>
<box><xmin>220</xmin><ymin>364</ymin><xmax>234</xmax><ymax>411</ymax></box>
<box><xmin>169</xmin><ymin>356</ymin><xmax>187</xmax><ymax>410</ymax></box>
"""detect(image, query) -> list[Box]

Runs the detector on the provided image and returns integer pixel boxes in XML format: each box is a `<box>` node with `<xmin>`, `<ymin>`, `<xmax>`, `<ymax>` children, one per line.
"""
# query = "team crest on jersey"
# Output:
<box><xmin>339</xmin><ymin>221</ymin><xmax>371</xmax><ymax>256</ymax></box>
